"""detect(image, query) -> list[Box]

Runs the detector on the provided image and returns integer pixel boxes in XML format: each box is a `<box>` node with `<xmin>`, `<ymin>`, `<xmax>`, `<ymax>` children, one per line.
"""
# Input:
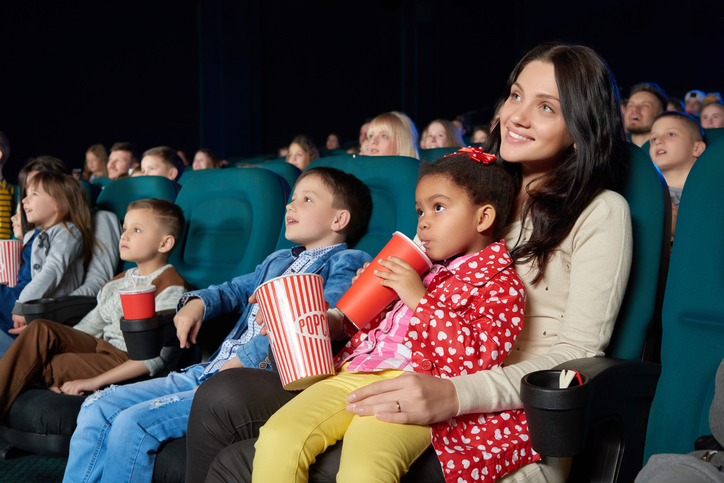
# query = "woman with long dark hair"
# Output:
<box><xmin>185</xmin><ymin>42</ymin><xmax>632</xmax><ymax>483</ymax></box>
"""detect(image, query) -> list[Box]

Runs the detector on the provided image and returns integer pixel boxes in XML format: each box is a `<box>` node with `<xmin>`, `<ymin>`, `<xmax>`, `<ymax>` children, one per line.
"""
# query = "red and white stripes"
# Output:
<box><xmin>255</xmin><ymin>273</ymin><xmax>334</xmax><ymax>390</ymax></box>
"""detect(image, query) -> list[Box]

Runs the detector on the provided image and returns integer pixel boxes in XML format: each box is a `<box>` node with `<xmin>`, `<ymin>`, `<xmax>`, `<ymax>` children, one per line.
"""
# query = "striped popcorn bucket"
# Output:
<box><xmin>254</xmin><ymin>273</ymin><xmax>334</xmax><ymax>391</ymax></box>
<box><xmin>0</xmin><ymin>240</ymin><xmax>22</xmax><ymax>287</ymax></box>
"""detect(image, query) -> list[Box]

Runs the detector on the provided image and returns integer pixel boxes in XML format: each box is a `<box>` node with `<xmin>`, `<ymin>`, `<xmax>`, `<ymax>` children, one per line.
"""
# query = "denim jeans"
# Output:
<box><xmin>63</xmin><ymin>365</ymin><xmax>205</xmax><ymax>483</ymax></box>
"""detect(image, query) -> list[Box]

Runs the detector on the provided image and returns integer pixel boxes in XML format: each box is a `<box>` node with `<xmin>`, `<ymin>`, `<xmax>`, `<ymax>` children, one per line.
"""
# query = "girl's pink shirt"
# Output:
<box><xmin>338</xmin><ymin>253</ymin><xmax>477</xmax><ymax>373</ymax></box>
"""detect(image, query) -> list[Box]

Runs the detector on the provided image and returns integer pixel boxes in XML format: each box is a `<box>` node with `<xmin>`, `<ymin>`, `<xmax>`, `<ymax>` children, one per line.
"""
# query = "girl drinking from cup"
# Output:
<box><xmin>185</xmin><ymin>42</ymin><xmax>632</xmax><ymax>483</ymax></box>
<box><xmin>9</xmin><ymin>172</ymin><xmax>95</xmax><ymax>335</ymax></box>
<box><xmin>252</xmin><ymin>148</ymin><xmax>529</xmax><ymax>482</ymax></box>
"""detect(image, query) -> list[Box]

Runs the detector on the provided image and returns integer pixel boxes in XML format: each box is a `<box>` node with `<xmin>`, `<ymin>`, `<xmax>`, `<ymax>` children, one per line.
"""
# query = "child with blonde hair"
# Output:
<box><xmin>366</xmin><ymin>112</ymin><xmax>420</xmax><ymax>159</ymax></box>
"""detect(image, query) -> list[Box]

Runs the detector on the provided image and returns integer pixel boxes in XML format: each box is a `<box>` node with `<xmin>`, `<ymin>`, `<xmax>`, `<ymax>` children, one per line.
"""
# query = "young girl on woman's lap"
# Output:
<box><xmin>253</xmin><ymin>148</ymin><xmax>532</xmax><ymax>482</ymax></box>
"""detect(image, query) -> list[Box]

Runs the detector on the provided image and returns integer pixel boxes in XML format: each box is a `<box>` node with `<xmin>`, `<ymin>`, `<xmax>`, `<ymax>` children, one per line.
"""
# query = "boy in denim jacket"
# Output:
<box><xmin>64</xmin><ymin>167</ymin><xmax>373</xmax><ymax>483</ymax></box>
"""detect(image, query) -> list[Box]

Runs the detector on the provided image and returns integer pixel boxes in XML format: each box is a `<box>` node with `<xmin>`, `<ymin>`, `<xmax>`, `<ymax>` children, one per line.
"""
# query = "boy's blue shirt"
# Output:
<box><xmin>181</xmin><ymin>243</ymin><xmax>371</xmax><ymax>372</ymax></box>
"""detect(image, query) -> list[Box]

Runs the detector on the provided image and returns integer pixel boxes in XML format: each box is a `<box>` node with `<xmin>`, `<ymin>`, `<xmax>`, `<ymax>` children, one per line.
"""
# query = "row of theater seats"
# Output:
<box><xmin>0</xmin><ymin>155</ymin><xmax>422</xmax><ymax>480</ymax></box>
<box><xmin>88</xmin><ymin>155</ymin><xmax>422</xmax><ymax>289</ymax></box>
<box><xmin>2</xmin><ymin>137</ymin><xmax>723</xmax><ymax>482</ymax></box>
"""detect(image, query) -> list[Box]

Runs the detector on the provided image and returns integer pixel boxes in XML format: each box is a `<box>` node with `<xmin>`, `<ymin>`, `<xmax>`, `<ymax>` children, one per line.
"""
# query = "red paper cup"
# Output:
<box><xmin>0</xmin><ymin>240</ymin><xmax>22</xmax><ymax>287</ymax></box>
<box><xmin>119</xmin><ymin>285</ymin><xmax>156</xmax><ymax>320</ymax></box>
<box><xmin>254</xmin><ymin>273</ymin><xmax>334</xmax><ymax>391</ymax></box>
<box><xmin>336</xmin><ymin>231</ymin><xmax>432</xmax><ymax>329</ymax></box>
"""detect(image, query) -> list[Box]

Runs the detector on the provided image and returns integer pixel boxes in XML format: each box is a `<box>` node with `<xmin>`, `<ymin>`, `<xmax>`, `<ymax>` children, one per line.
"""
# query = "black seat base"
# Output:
<box><xmin>0</xmin><ymin>387</ymin><xmax>86</xmax><ymax>457</ymax></box>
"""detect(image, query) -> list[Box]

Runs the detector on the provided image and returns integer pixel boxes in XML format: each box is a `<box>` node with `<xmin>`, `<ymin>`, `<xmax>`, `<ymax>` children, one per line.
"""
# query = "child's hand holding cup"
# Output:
<box><xmin>335</xmin><ymin>232</ymin><xmax>431</xmax><ymax>329</ymax></box>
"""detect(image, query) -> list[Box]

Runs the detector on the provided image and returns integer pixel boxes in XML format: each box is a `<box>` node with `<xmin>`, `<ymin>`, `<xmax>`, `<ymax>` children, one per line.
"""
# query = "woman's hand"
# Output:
<box><xmin>375</xmin><ymin>257</ymin><xmax>426</xmax><ymax>310</ymax></box>
<box><xmin>9</xmin><ymin>315</ymin><xmax>27</xmax><ymax>335</ymax></box>
<box><xmin>346</xmin><ymin>373</ymin><xmax>459</xmax><ymax>425</ymax></box>
<box><xmin>59</xmin><ymin>378</ymin><xmax>99</xmax><ymax>396</ymax></box>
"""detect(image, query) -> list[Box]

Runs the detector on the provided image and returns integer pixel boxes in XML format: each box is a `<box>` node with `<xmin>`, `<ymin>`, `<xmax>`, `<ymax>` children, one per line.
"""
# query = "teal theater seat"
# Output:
<box><xmin>91</xmin><ymin>177</ymin><xmax>112</xmax><ymax>189</ymax></box>
<box><xmin>96</xmin><ymin>176</ymin><xmax>179</xmax><ymax>272</ymax></box>
<box><xmin>643</xmin><ymin>134</ymin><xmax>724</xmax><ymax>461</ymax></box>
<box><xmin>79</xmin><ymin>180</ymin><xmax>97</xmax><ymax>207</ymax></box>
<box><xmin>179</xmin><ymin>169</ymin><xmax>203</xmax><ymax>186</ymax></box>
<box><xmin>96</xmin><ymin>176</ymin><xmax>178</xmax><ymax>221</ymax></box>
<box><xmin>319</xmin><ymin>148</ymin><xmax>347</xmax><ymax>157</ymax></box>
<box><xmin>705</xmin><ymin>127</ymin><xmax>724</xmax><ymax>147</ymax></box>
<box><xmin>224</xmin><ymin>155</ymin><xmax>245</xmax><ymax>165</ymax></box>
<box><xmin>608</xmin><ymin>143</ymin><xmax>671</xmax><ymax>360</ymax></box>
<box><xmin>419</xmin><ymin>147</ymin><xmax>460</xmax><ymax>163</ymax></box>
<box><xmin>306</xmin><ymin>153</ymin><xmax>354</xmax><ymax>166</ymax></box>
<box><xmin>233</xmin><ymin>154</ymin><xmax>275</xmax><ymax>166</ymax></box>
<box><xmin>169</xmin><ymin>168</ymin><xmax>287</xmax><ymax>290</ymax></box>
<box><xmin>248</xmin><ymin>159</ymin><xmax>301</xmax><ymax>196</ymax></box>
<box><xmin>545</xmin><ymin>143</ymin><xmax>671</xmax><ymax>483</ymax></box>
<box><xmin>275</xmin><ymin>155</ymin><xmax>420</xmax><ymax>258</ymax></box>
<box><xmin>640</xmin><ymin>140</ymin><xmax>651</xmax><ymax>157</ymax></box>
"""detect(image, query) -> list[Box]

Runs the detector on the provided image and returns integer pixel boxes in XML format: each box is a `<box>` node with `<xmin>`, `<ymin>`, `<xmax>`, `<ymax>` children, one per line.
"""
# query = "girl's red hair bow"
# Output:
<box><xmin>444</xmin><ymin>146</ymin><xmax>497</xmax><ymax>164</ymax></box>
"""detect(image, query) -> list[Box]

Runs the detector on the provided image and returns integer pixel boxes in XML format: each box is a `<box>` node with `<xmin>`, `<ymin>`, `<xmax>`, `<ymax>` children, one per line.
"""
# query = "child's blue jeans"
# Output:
<box><xmin>63</xmin><ymin>365</ymin><xmax>205</xmax><ymax>483</ymax></box>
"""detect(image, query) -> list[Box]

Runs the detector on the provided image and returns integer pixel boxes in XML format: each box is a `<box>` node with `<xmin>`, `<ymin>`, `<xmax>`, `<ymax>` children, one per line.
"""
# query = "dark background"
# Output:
<box><xmin>1</xmin><ymin>0</ymin><xmax>723</xmax><ymax>183</ymax></box>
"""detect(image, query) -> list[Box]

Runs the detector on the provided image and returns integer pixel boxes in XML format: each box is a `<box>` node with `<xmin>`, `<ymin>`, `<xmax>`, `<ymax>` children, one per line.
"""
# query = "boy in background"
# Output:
<box><xmin>649</xmin><ymin>112</ymin><xmax>706</xmax><ymax>240</ymax></box>
<box><xmin>0</xmin><ymin>199</ymin><xmax>190</xmax><ymax>416</ymax></box>
<box><xmin>0</xmin><ymin>132</ymin><xmax>15</xmax><ymax>239</ymax></box>
<box><xmin>141</xmin><ymin>146</ymin><xmax>185</xmax><ymax>192</ymax></box>
<box><xmin>63</xmin><ymin>166</ymin><xmax>373</xmax><ymax>483</ymax></box>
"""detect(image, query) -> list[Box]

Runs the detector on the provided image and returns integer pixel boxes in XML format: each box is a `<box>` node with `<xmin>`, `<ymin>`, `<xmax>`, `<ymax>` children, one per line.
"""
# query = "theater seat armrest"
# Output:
<box><xmin>554</xmin><ymin>358</ymin><xmax>661</xmax><ymax>419</ymax></box>
<box><xmin>22</xmin><ymin>296</ymin><xmax>98</xmax><ymax>327</ymax></box>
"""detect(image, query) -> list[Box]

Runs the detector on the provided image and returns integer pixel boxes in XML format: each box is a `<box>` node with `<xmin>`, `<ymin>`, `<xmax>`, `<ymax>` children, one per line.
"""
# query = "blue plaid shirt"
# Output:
<box><xmin>198</xmin><ymin>244</ymin><xmax>339</xmax><ymax>377</ymax></box>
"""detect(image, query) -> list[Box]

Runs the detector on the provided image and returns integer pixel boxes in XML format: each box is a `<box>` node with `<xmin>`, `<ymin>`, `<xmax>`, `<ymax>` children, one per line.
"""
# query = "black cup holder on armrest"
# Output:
<box><xmin>23</xmin><ymin>296</ymin><xmax>99</xmax><ymax>327</ymax></box>
<box><xmin>520</xmin><ymin>369</ymin><xmax>592</xmax><ymax>457</ymax></box>
<box><xmin>120</xmin><ymin>309</ymin><xmax>179</xmax><ymax>361</ymax></box>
